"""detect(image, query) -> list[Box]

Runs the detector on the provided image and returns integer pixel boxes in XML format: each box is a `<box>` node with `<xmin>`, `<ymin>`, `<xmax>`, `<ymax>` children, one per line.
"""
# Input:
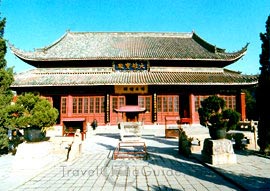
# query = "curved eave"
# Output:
<box><xmin>11</xmin><ymin>68</ymin><xmax>258</xmax><ymax>88</ymax></box>
<box><xmin>10</xmin><ymin>45</ymin><xmax>247</xmax><ymax>62</ymax></box>
<box><xmin>10</xmin><ymin>46</ymin><xmax>247</xmax><ymax>69</ymax></box>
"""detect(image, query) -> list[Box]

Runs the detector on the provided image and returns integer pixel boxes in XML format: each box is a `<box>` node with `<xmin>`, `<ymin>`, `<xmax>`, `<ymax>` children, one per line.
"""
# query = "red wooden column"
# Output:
<box><xmin>67</xmin><ymin>95</ymin><xmax>73</xmax><ymax>117</ymax></box>
<box><xmin>189</xmin><ymin>94</ymin><xmax>195</xmax><ymax>124</ymax></box>
<box><xmin>239</xmin><ymin>92</ymin><xmax>246</xmax><ymax>121</ymax></box>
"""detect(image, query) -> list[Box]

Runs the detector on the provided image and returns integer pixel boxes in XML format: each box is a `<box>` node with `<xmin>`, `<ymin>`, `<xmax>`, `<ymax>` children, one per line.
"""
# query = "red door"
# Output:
<box><xmin>138</xmin><ymin>95</ymin><xmax>152</xmax><ymax>125</ymax></box>
<box><xmin>110</xmin><ymin>96</ymin><xmax>125</xmax><ymax>125</ymax></box>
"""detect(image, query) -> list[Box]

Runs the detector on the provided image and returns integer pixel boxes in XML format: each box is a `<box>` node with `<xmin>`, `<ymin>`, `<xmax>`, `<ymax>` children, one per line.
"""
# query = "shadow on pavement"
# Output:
<box><xmin>91</xmin><ymin>133</ymin><xmax>270</xmax><ymax>190</ymax></box>
<box><xmin>98</xmin><ymin>135</ymin><xmax>242</xmax><ymax>190</ymax></box>
<box><xmin>95</xmin><ymin>133</ymin><xmax>121</xmax><ymax>140</ymax></box>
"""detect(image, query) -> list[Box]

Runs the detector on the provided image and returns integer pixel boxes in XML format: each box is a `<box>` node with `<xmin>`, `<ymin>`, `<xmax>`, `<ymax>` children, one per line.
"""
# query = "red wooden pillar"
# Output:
<box><xmin>189</xmin><ymin>94</ymin><xmax>195</xmax><ymax>124</ymax></box>
<box><xmin>67</xmin><ymin>95</ymin><xmax>73</xmax><ymax>117</ymax></box>
<box><xmin>239</xmin><ymin>92</ymin><xmax>246</xmax><ymax>121</ymax></box>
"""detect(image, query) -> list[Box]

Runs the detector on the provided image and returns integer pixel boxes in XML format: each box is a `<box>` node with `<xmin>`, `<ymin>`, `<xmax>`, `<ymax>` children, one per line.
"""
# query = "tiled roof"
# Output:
<box><xmin>11</xmin><ymin>67</ymin><xmax>258</xmax><ymax>87</ymax></box>
<box><xmin>10</xmin><ymin>31</ymin><xmax>247</xmax><ymax>62</ymax></box>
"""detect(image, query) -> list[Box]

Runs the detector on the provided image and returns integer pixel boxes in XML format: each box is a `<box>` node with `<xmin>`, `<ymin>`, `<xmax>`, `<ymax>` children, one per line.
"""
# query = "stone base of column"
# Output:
<box><xmin>202</xmin><ymin>138</ymin><xmax>237</xmax><ymax>165</ymax></box>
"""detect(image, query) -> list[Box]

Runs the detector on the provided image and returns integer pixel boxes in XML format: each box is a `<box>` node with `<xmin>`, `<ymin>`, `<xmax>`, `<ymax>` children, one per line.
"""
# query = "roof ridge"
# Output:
<box><xmin>67</xmin><ymin>31</ymin><xmax>194</xmax><ymax>38</ymax></box>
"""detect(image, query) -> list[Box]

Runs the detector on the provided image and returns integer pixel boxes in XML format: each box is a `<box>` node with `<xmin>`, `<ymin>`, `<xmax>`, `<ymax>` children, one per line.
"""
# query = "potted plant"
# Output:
<box><xmin>198</xmin><ymin>95</ymin><xmax>240</xmax><ymax>140</ymax></box>
<box><xmin>5</xmin><ymin>93</ymin><xmax>59</xmax><ymax>142</ymax></box>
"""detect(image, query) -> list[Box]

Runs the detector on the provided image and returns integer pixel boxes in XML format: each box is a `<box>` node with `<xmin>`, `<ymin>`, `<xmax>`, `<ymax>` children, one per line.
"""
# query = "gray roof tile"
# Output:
<box><xmin>11</xmin><ymin>67</ymin><xmax>257</xmax><ymax>87</ymax></box>
<box><xmin>10</xmin><ymin>32</ymin><xmax>247</xmax><ymax>62</ymax></box>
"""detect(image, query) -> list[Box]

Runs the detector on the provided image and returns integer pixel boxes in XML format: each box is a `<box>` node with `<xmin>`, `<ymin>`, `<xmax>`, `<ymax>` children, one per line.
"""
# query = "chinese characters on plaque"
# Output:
<box><xmin>114</xmin><ymin>85</ymin><xmax>148</xmax><ymax>94</ymax></box>
<box><xmin>113</xmin><ymin>61</ymin><xmax>149</xmax><ymax>71</ymax></box>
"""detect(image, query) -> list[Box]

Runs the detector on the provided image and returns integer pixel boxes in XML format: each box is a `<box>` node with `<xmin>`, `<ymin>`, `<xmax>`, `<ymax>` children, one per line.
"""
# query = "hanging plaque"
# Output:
<box><xmin>113</xmin><ymin>61</ymin><xmax>149</xmax><ymax>71</ymax></box>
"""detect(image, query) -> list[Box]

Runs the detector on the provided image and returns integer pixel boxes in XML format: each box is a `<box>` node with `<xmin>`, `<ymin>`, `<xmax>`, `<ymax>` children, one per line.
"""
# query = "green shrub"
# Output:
<box><xmin>198</xmin><ymin>95</ymin><xmax>241</xmax><ymax>132</ymax></box>
<box><xmin>178</xmin><ymin>127</ymin><xmax>192</xmax><ymax>157</ymax></box>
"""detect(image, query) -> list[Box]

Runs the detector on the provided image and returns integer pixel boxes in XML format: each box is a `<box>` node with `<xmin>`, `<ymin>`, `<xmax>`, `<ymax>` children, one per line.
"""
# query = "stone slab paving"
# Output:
<box><xmin>0</xmin><ymin>146</ymin><xmax>65</xmax><ymax>191</ymax></box>
<box><xmin>0</xmin><ymin>125</ymin><xmax>269</xmax><ymax>191</ymax></box>
<box><xmin>195</xmin><ymin>150</ymin><xmax>270</xmax><ymax>191</ymax></box>
<box><xmin>9</xmin><ymin>133</ymin><xmax>240</xmax><ymax>191</ymax></box>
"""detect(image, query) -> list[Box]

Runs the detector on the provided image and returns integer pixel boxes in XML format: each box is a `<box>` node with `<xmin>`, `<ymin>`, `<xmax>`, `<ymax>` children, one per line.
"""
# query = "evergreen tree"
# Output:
<box><xmin>0</xmin><ymin>1</ymin><xmax>14</xmax><ymax>154</ymax></box>
<box><xmin>4</xmin><ymin>93</ymin><xmax>59</xmax><ymax>131</ymax></box>
<box><xmin>257</xmin><ymin>15</ymin><xmax>270</xmax><ymax>154</ymax></box>
<box><xmin>243</xmin><ymin>88</ymin><xmax>258</xmax><ymax>121</ymax></box>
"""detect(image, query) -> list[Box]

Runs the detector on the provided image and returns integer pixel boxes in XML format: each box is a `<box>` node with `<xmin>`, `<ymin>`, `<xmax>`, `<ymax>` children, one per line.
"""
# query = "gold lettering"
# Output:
<box><xmin>125</xmin><ymin>63</ymin><xmax>131</xmax><ymax>69</ymax></box>
<box><xmin>139</xmin><ymin>63</ymin><xmax>145</xmax><ymax>69</ymax></box>
<box><xmin>118</xmin><ymin>63</ymin><xmax>124</xmax><ymax>69</ymax></box>
<box><xmin>132</xmin><ymin>62</ymin><xmax>139</xmax><ymax>69</ymax></box>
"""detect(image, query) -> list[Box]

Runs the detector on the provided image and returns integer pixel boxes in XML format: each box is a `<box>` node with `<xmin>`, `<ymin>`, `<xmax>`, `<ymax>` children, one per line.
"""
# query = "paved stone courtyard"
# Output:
<box><xmin>10</xmin><ymin>135</ymin><xmax>240</xmax><ymax>191</ymax></box>
<box><xmin>1</xmin><ymin>125</ymin><xmax>270</xmax><ymax>191</ymax></box>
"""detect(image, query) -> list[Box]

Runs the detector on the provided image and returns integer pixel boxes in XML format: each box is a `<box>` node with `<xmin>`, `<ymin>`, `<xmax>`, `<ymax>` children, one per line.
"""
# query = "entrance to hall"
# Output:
<box><xmin>110</xmin><ymin>95</ymin><xmax>152</xmax><ymax>125</ymax></box>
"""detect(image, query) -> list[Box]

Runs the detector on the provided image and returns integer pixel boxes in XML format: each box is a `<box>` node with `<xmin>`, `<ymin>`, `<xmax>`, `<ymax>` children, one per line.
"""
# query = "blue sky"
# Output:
<box><xmin>1</xmin><ymin>0</ymin><xmax>270</xmax><ymax>74</ymax></box>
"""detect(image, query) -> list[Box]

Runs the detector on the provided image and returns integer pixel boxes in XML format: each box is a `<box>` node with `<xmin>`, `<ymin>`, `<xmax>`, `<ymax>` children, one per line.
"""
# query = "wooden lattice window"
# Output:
<box><xmin>95</xmin><ymin>97</ymin><xmax>100</xmax><ymax>113</ymax></box>
<box><xmin>72</xmin><ymin>98</ymin><xmax>78</xmax><ymax>113</ymax></box>
<box><xmin>195</xmin><ymin>95</ymin><xmax>237</xmax><ymax>112</ymax></box>
<box><xmin>157</xmin><ymin>95</ymin><xmax>179</xmax><ymax>113</ymax></box>
<box><xmin>112</xmin><ymin>96</ymin><xmax>125</xmax><ymax>112</ymax></box>
<box><xmin>174</xmin><ymin>97</ymin><xmax>179</xmax><ymax>112</ymax></box>
<box><xmin>84</xmin><ymin>98</ymin><xmax>89</xmax><ymax>113</ymax></box>
<box><xmin>90</xmin><ymin>97</ymin><xmax>94</xmax><ymax>113</ymax></box>
<box><xmin>72</xmin><ymin>96</ymin><xmax>105</xmax><ymax>114</ymax></box>
<box><xmin>78</xmin><ymin>98</ymin><xmax>83</xmax><ymax>113</ymax></box>
<box><xmin>219</xmin><ymin>95</ymin><xmax>236</xmax><ymax>110</ymax></box>
<box><xmin>61</xmin><ymin>97</ymin><xmax>67</xmax><ymax>114</ymax></box>
<box><xmin>101</xmin><ymin>97</ymin><xmax>105</xmax><ymax>113</ymax></box>
<box><xmin>138</xmin><ymin>96</ymin><xmax>151</xmax><ymax>112</ymax></box>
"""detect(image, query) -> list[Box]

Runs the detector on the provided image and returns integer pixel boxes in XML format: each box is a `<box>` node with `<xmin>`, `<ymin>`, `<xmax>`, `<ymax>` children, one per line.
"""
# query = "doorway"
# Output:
<box><xmin>126</xmin><ymin>94</ymin><xmax>138</xmax><ymax>105</ymax></box>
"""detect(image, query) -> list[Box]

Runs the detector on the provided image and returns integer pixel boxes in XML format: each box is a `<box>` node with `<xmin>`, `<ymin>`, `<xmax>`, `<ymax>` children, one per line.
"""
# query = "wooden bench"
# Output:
<box><xmin>165</xmin><ymin>116</ymin><xmax>180</xmax><ymax>138</ymax></box>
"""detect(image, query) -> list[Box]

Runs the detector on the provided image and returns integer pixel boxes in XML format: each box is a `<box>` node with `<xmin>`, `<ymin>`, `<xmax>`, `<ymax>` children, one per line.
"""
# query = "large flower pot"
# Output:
<box><xmin>209</xmin><ymin>127</ymin><xmax>227</xmax><ymax>140</ymax></box>
<box><xmin>24</xmin><ymin>128</ymin><xmax>46</xmax><ymax>142</ymax></box>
